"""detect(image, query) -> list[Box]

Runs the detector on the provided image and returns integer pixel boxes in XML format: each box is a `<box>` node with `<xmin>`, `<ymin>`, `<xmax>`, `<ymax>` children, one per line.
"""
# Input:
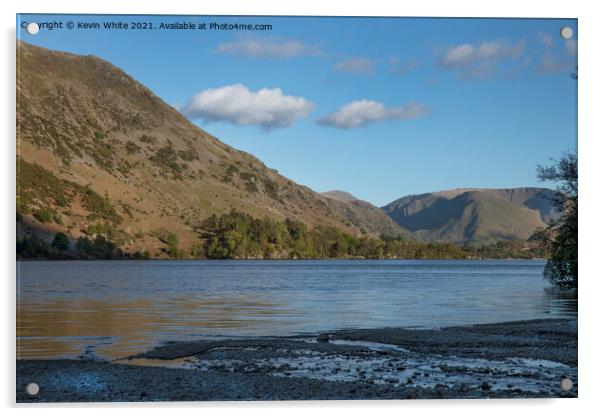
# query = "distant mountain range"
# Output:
<box><xmin>381</xmin><ymin>188</ymin><xmax>558</xmax><ymax>245</ymax></box>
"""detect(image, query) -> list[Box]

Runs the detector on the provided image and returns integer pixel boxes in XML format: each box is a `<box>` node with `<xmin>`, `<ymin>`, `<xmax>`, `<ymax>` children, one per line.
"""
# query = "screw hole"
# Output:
<box><xmin>560</xmin><ymin>26</ymin><xmax>573</xmax><ymax>40</ymax></box>
<box><xmin>560</xmin><ymin>378</ymin><xmax>573</xmax><ymax>391</ymax></box>
<box><xmin>26</xmin><ymin>22</ymin><xmax>40</xmax><ymax>35</ymax></box>
<box><xmin>25</xmin><ymin>382</ymin><xmax>40</xmax><ymax>396</ymax></box>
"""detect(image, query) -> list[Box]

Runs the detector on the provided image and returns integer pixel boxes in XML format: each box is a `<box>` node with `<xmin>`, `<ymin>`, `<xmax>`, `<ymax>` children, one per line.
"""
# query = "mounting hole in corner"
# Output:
<box><xmin>26</xmin><ymin>22</ymin><xmax>40</xmax><ymax>35</ymax></box>
<box><xmin>560</xmin><ymin>26</ymin><xmax>573</xmax><ymax>40</ymax></box>
<box><xmin>560</xmin><ymin>378</ymin><xmax>573</xmax><ymax>391</ymax></box>
<box><xmin>25</xmin><ymin>382</ymin><xmax>40</xmax><ymax>396</ymax></box>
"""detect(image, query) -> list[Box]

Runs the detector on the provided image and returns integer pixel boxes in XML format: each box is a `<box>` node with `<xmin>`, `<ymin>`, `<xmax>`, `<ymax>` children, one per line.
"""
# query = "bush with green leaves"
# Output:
<box><xmin>33</xmin><ymin>208</ymin><xmax>53</xmax><ymax>223</ymax></box>
<box><xmin>17</xmin><ymin>234</ymin><xmax>55</xmax><ymax>258</ymax></box>
<box><xmin>51</xmin><ymin>232</ymin><xmax>69</xmax><ymax>251</ymax></box>
<box><xmin>76</xmin><ymin>235</ymin><xmax>117</xmax><ymax>259</ymax></box>
<box><xmin>537</xmin><ymin>151</ymin><xmax>578</xmax><ymax>288</ymax></box>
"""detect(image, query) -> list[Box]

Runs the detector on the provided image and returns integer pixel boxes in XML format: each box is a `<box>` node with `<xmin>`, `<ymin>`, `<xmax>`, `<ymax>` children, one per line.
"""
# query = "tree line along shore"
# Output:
<box><xmin>17</xmin><ymin>209</ymin><xmax>549</xmax><ymax>261</ymax></box>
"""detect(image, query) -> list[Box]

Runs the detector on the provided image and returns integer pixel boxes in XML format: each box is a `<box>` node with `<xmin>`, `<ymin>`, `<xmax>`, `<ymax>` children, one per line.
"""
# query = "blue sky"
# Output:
<box><xmin>17</xmin><ymin>15</ymin><xmax>577</xmax><ymax>206</ymax></box>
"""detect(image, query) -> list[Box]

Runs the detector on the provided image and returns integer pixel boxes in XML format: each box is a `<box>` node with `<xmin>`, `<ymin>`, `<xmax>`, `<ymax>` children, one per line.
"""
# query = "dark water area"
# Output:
<box><xmin>17</xmin><ymin>259</ymin><xmax>577</xmax><ymax>360</ymax></box>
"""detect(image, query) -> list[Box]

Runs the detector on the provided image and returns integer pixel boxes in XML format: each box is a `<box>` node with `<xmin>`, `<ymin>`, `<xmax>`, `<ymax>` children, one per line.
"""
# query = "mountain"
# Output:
<box><xmin>16</xmin><ymin>42</ymin><xmax>406</xmax><ymax>255</ymax></box>
<box><xmin>322</xmin><ymin>191</ymin><xmax>412</xmax><ymax>239</ymax></box>
<box><xmin>381</xmin><ymin>188</ymin><xmax>558</xmax><ymax>245</ymax></box>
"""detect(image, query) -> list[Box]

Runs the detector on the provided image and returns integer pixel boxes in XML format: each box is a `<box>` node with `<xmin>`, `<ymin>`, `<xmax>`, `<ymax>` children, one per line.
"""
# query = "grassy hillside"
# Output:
<box><xmin>16</xmin><ymin>41</ymin><xmax>405</xmax><ymax>257</ymax></box>
<box><xmin>322</xmin><ymin>191</ymin><xmax>413</xmax><ymax>239</ymax></box>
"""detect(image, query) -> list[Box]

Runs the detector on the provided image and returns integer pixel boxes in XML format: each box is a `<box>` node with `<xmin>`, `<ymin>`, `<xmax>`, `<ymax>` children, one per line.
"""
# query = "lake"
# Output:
<box><xmin>16</xmin><ymin>259</ymin><xmax>576</xmax><ymax>360</ymax></box>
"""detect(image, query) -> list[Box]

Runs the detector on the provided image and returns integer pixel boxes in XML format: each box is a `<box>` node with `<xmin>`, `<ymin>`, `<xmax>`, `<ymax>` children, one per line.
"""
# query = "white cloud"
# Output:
<box><xmin>181</xmin><ymin>84</ymin><xmax>314</xmax><ymax>130</ymax></box>
<box><xmin>389</xmin><ymin>58</ymin><xmax>419</xmax><ymax>76</ymax></box>
<box><xmin>538</xmin><ymin>31</ymin><xmax>577</xmax><ymax>56</ymax></box>
<box><xmin>438</xmin><ymin>39</ymin><xmax>524</xmax><ymax>79</ymax></box>
<box><xmin>536</xmin><ymin>55</ymin><xmax>572</xmax><ymax>74</ymax></box>
<box><xmin>538</xmin><ymin>32</ymin><xmax>554</xmax><ymax>48</ymax></box>
<box><xmin>317</xmin><ymin>100</ymin><xmax>429</xmax><ymax>129</ymax></box>
<box><xmin>333</xmin><ymin>57</ymin><xmax>376</xmax><ymax>75</ymax></box>
<box><xmin>215</xmin><ymin>37</ymin><xmax>321</xmax><ymax>58</ymax></box>
<box><xmin>535</xmin><ymin>32</ymin><xmax>576</xmax><ymax>74</ymax></box>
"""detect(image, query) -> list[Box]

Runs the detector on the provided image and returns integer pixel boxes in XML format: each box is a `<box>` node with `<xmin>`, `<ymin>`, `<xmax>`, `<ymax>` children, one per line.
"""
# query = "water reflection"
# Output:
<box><xmin>543</xmin><ymin>287</ymin><xmax>578</xmax><ymax>315</ymax></box>
<box><xmin>17</xmin><ymin>296</ymin><xmax>289</xmax><ymax>359</ymax></box>
<box><xmin>16</xmin><ymin>260</ymin><xmax>577</xmax><ymax>360</ymax></box>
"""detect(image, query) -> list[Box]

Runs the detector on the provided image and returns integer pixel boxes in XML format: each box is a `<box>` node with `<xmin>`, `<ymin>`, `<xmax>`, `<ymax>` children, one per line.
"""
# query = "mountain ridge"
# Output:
<box><xmin>381</xmin><ymin>187</ymin><xmax>558</xmax><ymax>245</ymax></box>
<box><xmin>321</xmin><ymin>190</ymin><xmax>359</xmax><ymax>203</ymax></box>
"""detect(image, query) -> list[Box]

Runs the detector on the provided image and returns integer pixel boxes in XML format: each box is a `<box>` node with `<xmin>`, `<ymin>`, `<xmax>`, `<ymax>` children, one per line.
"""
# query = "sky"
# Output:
<box><xmin>17</xmin><ymin>14</ymin><xmax>577</xmax><ymax>206</ymax></box>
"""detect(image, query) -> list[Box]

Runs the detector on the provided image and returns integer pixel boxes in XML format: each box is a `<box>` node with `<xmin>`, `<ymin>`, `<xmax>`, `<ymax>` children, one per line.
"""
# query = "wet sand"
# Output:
<box><xmin>16</xmin><ymin>318</ymin><xmax>577</xmax><ymax>402</ymax></box>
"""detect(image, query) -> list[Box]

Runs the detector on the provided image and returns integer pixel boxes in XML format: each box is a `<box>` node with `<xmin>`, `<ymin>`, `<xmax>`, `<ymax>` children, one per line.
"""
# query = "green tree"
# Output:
<box><xmin>51</xmin><ymin>232</ymin><xmax>69</xmax><ymax>251</ymax></box>
<box><xmin>75</xmin><ymin>235</ymin><xmax>118</xmax><ymax>258</ymax></box>
<box><xmin>166</xmin><ymin>232</ymin><xmax>179</xmax><ymax>248</ymax></box>
<box><xmin>165</xmin><ymin>232</ymin><xmax>183</xmax><ymax>258</ymax></box>
<box><xmin>17</xmin><ymin>234</ymin><xmax>54</xmax><ymax>258</ymax></box>
<box><xmin>76</xmin><ymin>236</ymin><xmax>94</xmax><ymax>254</ymax></box>
<box><xmin>537</xmin><ymin>151</ymin><xmax>578</xmax><ymax>288</ymax></box>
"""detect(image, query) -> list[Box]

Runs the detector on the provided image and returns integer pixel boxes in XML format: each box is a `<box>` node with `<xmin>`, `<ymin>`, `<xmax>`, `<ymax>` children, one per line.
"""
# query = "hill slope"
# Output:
<box><xmin>381</xmin><ymin>188</ymin><xmax>558</xmax><ymax>245</ymax></box>
<box><xmin>321</xmin><ymin>190</ymin><xmax>359</xmax><ymax>203</ymax></box>
<box><xmin>16</xmin><ymin>41</ymin><xmax>405</xmax><ymax>256</ymax></box>
<box><xmin>322</xmin><ymin>191</ymin><xmax>413</xmax><ymax>239</ymax></box>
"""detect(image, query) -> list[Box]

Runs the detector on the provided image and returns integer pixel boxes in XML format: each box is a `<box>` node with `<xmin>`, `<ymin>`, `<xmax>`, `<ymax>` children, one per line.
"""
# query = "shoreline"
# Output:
<box><xmin>17</xmin><ymin>318</ymin><xmax>577</xmax><ymax>402</ymax></box>
<box><xmin>17</xmin><ymin>257</ymin><xmax>549</xmax><ymax>261</ymax></box>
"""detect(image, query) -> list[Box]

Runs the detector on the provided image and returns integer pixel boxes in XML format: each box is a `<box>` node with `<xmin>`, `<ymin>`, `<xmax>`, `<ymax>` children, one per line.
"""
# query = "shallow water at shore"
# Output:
<box><xmin>17</xmin><ymin>319</ymin><xmax>578</xmax><ymax>401</ymax></box>
<box><xmin>118</xmin><ymin>339</ymin><xmax>574</xmax><ymax>394</ymax></box>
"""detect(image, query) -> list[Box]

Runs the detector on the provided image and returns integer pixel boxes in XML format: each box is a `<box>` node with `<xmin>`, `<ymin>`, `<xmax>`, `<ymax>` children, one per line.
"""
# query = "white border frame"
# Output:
<box><xmin>3</xmin><ymin>1</ymin><xmax>600</xmax><ymax>415</ymax></box>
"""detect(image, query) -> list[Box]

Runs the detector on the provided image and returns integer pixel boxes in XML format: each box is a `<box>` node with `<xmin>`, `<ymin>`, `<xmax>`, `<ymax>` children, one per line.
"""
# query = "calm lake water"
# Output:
<box><xmin>17</xmin><ymin>260</ymin><xmax>576</xmax><ymax>360</ymax></box>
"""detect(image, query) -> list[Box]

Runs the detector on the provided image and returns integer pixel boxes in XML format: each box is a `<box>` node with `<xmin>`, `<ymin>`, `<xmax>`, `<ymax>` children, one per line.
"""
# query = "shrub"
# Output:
<box><xmin>125</xmin><ymin>141</ymin><xmax>142</xmax><ymax>155</ymax></box>
<box><xmin>53</xmin><ymin>212</ymin><xmax>64</xmax><ymax>224</ymax></box>
<box><xmin>51</xmin><ymin>232</ymin><xmax>69</xmax><ymax>251</ymax></box>
<box><xmin>262</xmin><ymin>178</ymin><xmax>280</xmax><ymax>200</ymax></box>
<box><xmin>76</xmin><ymin>235</ymin><xmax>117</xmax><ymax>259</ymax></box>
<box><xmin>150</xmin><ymin>146</ymin><xmax>184</xmax><ymax>179</ymax></box>
<box><xmin>177</xmin><ymin>149</ymin><xmax>199</xmax><ymax>161</ymax></box>
<box><xmin>33</xmin><ymin>208</ymin><xmax>53</xmax><ymax>223</ymax></box>
<box><xmin>139</xmin><ymin>134</ymin><xmax>156</xmax><ymax>144</ymax></box>
<box><xmin>81</xmin><ymin>188</ymin><xmax>122</xmax><ymax>224</ymax></box>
